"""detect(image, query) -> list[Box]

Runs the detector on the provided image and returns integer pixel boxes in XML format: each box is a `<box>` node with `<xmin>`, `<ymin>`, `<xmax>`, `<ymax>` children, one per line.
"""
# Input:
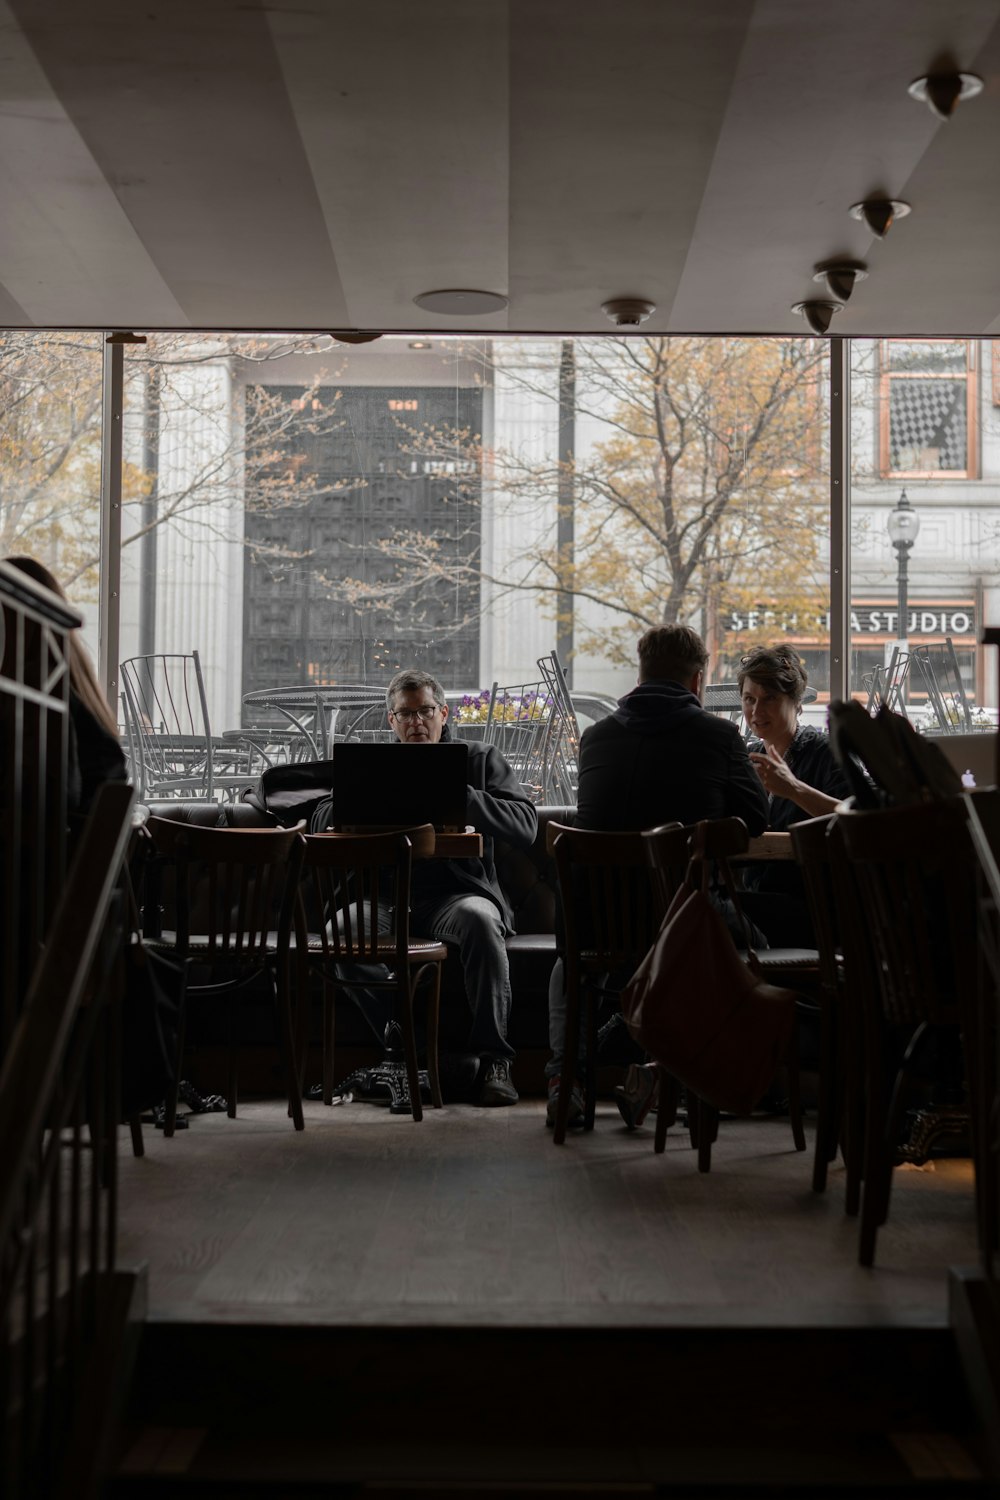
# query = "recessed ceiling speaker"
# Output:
<box><xmin>413</xmin><ymin>289</ymin><xmax>509</xmax><ymax>315</ymax></box>
<box><xmin>813</xmin><ymin>261</ymin><xmax>868</xmax><ymax>303</ymax></box>
<box><xmin>848</xmin><ymin>199</ymin><xmax>911</xmax><ymax>238</ymax></box>
<box><xmin>601</xmin><ymin>298</ymin><xmax>656</xmax><ymax>327</ymax></box>
<box><xmin>791</xmin><ymin>300</ymin><xmax>843</xmax><ymax>336</ymax></box>
<box><xmin>908</xmin><ymin>71</ymin><xmax>983</xmax><ymax>119</ymax></box>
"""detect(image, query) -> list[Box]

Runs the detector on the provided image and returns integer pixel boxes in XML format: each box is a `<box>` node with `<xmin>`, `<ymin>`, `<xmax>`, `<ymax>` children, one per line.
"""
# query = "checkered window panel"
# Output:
<box><xmin>888</xmin><ymin>378</ymin><xmax>966</xmax><ymax>471</ymax></box>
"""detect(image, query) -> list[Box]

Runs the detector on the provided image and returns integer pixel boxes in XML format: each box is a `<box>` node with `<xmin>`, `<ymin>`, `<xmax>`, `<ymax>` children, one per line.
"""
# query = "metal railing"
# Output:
<box><xmin>1</xmin><ymin>564</ymin><xmax>137</xmax><ymax>1499</ymax></box>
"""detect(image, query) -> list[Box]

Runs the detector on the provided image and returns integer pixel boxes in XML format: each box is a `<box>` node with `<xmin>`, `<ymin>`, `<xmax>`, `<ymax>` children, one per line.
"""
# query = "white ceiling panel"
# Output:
<box><xmin>2</xmin><ymin>0</ymin><xmax>1000</xmax><ymax>334</ymax></box>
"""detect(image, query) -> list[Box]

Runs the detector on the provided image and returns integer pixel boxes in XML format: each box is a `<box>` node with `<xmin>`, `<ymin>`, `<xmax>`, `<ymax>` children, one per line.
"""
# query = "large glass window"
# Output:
<box><xmin>2</xmin><ymin>331</ymin><xmax>832</xmax><ymax>782</ymax></box>
<box><xmin>851</xmin><ymin>338</ymin><xmax>995</xmax><ymax>730</ymax></box>
<box><xmin>0</xmin><ymin>331</ymin><xmax>105</xmax><ymax>659</ymax></box>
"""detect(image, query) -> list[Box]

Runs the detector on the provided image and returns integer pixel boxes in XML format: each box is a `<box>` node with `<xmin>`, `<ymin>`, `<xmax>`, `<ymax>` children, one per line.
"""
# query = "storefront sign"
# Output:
<box><xmin>724</xmin><ymin>605</ymin><xmax>975</xmax><ymax>637</ymax></box>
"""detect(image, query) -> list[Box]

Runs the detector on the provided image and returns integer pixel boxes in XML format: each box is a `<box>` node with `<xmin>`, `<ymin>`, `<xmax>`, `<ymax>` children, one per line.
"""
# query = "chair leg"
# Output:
<box><xmin>583</xmin><ymin>992</ymin><xmax>599</xmax><ymax>1133</ymax></box>
<box><xmin>785</xmin><ymin>1030</ymin><xmax>807</xmax><ymax>1154</ymax></box>
<box><xmin>424</xmin><ymin>965</ymin><xmax>443</xmax><ymax>1109</ymax></box>
<box><xmin>277</xmin><ymin>959</ymin><xmax>305</xmax><ymax>1131</ymax></box>
<box><xmin>227</xmin><ymin>995</ymin><xmax>239</xmax><ymax>1120</ymax></box>
<box><xmin>653</xmin><ymin>1068</ymin><xmax>676</xmax><ymax>1155</ymax></box>
<box><xmin>399</xmin><ymin>986</ymin><xmax>423</xmax><ymax>1123</ymax></box>
<box><xmin>128</xmin><ymin>1113</ymin><xmax>145</xmax><ymax>1158</ymax></box>
<box><xmin>697</xmin><ymin>1096</ymin><xmax>717</xmax><ymax>1173</ymax></box>
<box><xmin>322</xmin><ymin>977</ymin><xmax>335</xmax><ymax>1107</ymax></box>
<box><xmin>164</xmin><ymin>993</ymin><xmax>186</xmax><ymax>1138</ymax></box>
<box><xmin>554</xmin><ymin>975</ymin><xmax>582</xmax><ymax>1146</ymax></box>
<box><xmin>812</xmin><ymin>994</ymin><xmax>838</xmax><ymax>1193</ymax></box>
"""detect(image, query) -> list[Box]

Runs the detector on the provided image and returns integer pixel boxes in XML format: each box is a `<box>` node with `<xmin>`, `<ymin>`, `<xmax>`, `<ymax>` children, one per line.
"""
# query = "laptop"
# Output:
<box><xmin>925</xmin><ymin>732</ymin><xmax>996</xmax><ymax>789</ymax></box>
<box><xmin>328</xmin><ymin>741</ymin><xmax>470</xmax><ymax>832</ymax></box>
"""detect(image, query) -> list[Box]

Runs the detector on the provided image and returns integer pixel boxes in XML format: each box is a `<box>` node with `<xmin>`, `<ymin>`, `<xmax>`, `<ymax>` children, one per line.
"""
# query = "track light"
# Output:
<box><xmin>791</xmin><ymin>300</ymin><xmax>842</xmax><ymax>336</ymax></box>
<box><xmin>848</xmin><ymin>199</ymin><xmax>911</xmax><ymax>238</ymax></box>
<box><xmin>908</xmin><ymin>71</ymin><xmax>983</xmax><ymax>120</ymax></box>
<box><xmin>813</xmin><ymin>262</ymin><xmax>868</xmax><ymax>303</ymax></box>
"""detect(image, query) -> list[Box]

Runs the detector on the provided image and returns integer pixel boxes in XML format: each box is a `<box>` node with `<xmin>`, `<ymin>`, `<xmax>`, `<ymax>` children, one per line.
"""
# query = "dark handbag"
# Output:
<box><xmin>121</xmin><ymin>870</ymin><xmax>184</xmax><ymax>1117</ymax></box>
<box><xmin>620</xmin><ymin>845</ymin><xmax>796</xmax><ymax>1115</ymax></box>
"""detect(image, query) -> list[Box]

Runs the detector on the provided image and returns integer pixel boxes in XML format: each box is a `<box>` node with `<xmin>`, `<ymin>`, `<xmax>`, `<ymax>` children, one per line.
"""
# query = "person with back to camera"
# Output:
<box><xmin>738</xmin><ymin>643</ymin><xmax>850</xmax><ymax>948</ymax></box>
<box><xmin>545</xmin><ymin>623</ymin><xmax>770</xmax><ymax>1129</ymax></box>
<box><xmin>5</xmin><ymin>555</ymin><xmax>126</xmax><ymax>814</ymax></box>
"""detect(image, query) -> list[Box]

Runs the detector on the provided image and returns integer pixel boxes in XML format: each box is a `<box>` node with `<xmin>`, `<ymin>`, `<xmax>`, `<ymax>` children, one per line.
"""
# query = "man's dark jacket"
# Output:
<box><xmin>406</xmin><ymin>724</ymin><xmax>537</xmax><ymax>929</ymax></box>
<box><xmin>575</xmin><ymin>679</ymin><xmax>768</xmax><ymax>835</ymax></box>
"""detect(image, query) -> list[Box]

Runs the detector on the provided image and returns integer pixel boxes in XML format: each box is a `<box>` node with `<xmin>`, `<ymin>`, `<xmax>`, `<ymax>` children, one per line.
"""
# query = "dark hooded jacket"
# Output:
<box><xmin>574</xmin><ymin>679</ymin><xmax>768</xmax><ymax>835</ymax></box>
<box><xmin>404</xmin><ymin>721</ymin><xmax>538</xmax><ymax>929</ymax></box>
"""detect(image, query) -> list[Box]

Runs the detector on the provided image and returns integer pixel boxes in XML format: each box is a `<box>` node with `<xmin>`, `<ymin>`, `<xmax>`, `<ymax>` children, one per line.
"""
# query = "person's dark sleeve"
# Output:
<box><xmin>725</xmin><ymin>730</ymin><xmax>769</xmax><ymax>836</ymax></box>
<box><xmin>806</xmin><ymin>739</ymin><xmax>851</xmax><ymax>801</ymax></box>
<box><xmin>467</xmin><ymin>744</ymin><xmax>538</xmax><ymax>850</ymax></box>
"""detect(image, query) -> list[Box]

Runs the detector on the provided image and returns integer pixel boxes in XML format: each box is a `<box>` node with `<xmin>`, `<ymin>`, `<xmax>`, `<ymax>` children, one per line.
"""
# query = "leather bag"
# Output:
<box><xmin>620</xmin><ymin>851</ymin><xmax>796</xmax><ymax>1115</ymax></box>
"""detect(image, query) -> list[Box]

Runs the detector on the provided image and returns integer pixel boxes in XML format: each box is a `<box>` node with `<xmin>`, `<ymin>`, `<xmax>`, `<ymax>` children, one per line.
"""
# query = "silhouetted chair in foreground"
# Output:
<box><xmin>837</xmin><ymin>797</ymin><xmax>979</xmax><ymax>1266</ymax></box>
<box><xmin>547</xmin><ymin>823</ymin><xmax>664</xmax><ymax>1144</ymax></box>
<box><xmin>294</xmin><ymin>825</ymin><xmax>448</xmax><ymax>1122</ymax></box>
<box><xmin>141</xmin><ymin>818</ymin><xmax>306</xmax><ymax>1133</ymax></box>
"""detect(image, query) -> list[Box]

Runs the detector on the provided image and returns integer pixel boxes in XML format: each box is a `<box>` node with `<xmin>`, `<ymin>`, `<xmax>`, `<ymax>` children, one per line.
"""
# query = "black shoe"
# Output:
<box><xmin>479</xmin><ymin>1058</ymin><xmax>518</xmax><ymax>1106</ymax></box>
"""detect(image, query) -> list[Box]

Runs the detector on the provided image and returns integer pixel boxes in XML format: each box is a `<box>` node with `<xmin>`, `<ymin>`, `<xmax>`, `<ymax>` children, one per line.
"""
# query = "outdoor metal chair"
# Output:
<box><xmin>485</xmin><ymin>651</ymin><xmax>581</xmax><ymax>804</ymax></box>
<box><xmin>121</xmin><ymin>649</ymin><xmax>257</xmax><ymax>801</ymax></box>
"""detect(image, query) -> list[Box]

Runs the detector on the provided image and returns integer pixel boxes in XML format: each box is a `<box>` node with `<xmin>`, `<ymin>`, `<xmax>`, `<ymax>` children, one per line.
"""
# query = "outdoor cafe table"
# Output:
<box><xmin>242</xmin><ymin>683</ymin><xmax>387</xmax><ymax>760</ymax></box>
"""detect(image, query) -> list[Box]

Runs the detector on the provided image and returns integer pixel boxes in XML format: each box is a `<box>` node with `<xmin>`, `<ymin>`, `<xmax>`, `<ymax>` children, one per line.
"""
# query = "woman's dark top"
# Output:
<box><xmin>742</xmin><ymin>725</ymin><xmax>849</xmax><ymax>897</ymax></box>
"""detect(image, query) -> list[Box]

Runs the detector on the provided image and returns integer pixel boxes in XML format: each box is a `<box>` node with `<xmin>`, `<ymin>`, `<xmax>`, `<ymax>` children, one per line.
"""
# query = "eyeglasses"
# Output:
<box><xmin>390</xmin><ymin>705</ymin><xmax>440</xmax><ymax>721</ymax></box>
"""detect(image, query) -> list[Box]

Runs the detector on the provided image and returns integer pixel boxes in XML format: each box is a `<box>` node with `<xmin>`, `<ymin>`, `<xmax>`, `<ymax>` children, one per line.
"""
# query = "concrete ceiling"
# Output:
<box><xmin>3</xmin><ymin>0</ymin><xmax>1000</xmax><ymax>336</ymax></box>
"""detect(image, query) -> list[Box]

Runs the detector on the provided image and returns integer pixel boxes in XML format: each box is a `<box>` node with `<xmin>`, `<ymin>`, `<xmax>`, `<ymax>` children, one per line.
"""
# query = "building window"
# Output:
<box><xmin>879</xmin><ymin>339</ymin><xmax>978</xmax><ymax>478</ymax></box>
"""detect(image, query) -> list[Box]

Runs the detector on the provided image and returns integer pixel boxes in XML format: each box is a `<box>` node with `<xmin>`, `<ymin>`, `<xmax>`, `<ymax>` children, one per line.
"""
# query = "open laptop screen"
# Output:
<box><xmin>329</xmin><ymin>742</ymin><xmax>470</xmax><ymax>831</ymax></box>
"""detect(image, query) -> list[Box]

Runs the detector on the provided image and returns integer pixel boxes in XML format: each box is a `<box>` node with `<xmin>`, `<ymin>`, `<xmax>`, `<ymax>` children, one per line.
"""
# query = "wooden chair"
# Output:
<box><xmin>547</xmin><ymin>823</ymin><xmax>663</xmax><ymax>1144</ymax></box>
<box><xmin>837</xmin><ymin>797</ymin><xmax>979</xmax><ymax>1266</ymax></box>
<box><xmin>789</xmin><ymin>814</ymin><xmax>848</xmax><ymax>1194</ymax></box>
<box><xmin>295</xmin><ymin>825</ymin><xmax>448</xmax><ymax>1122</ymax></box>
<box><xmin>643</xmin><ymin>818</ymin><xmax>806</xmax><ymax>1172</ymax></box>
<box><xmin>141</xmin><ymin>818</ymin><xmax>306</xmax><ymax>1133</ymax></box>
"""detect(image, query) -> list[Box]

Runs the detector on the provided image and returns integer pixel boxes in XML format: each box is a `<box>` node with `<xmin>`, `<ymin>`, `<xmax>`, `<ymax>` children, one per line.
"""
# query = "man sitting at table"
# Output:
<box><xmin>385</xmin><ymin>668</ymin><xmax>537</xmax><ymax>1106</ymax></box>
<box><xmin>545</xmin><ymin>624</ymin><xmax>769</xmax><ymax>1127</ymax></box>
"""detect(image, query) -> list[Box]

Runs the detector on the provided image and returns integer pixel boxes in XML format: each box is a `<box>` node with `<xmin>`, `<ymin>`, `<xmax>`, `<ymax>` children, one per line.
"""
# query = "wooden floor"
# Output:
<box><xmin>116</xmin><ymin>1096</ymin><xmax>977</xmax><ymax>1330</ymax></box>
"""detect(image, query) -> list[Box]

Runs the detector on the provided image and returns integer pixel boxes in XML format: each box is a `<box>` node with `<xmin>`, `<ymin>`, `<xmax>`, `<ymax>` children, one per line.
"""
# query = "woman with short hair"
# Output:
<box><xmin>737</xmin><ymin>643</ymin><xmax>849</xmax><ymax>947</ymax></box>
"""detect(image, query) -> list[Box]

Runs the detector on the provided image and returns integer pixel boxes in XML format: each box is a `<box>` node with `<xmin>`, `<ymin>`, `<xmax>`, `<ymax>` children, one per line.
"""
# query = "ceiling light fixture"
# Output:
<box><xmin>601</xmin><ymin>298</ymin><xmax>656</xmax><ymax>328</ymax></box>
<box><xmin>908</xmin><ymin>71</ymin><xmax>983</xmax><ymax>120</ymax></box>
<box><xmin>848</xmin><ymin>199</ymin><xmax>911</xmax><ymax>238</ymax></box>
<box><xmin>791</xmin><ymin>300</ymin><xmax>843</xmax><ymax>336</ymax></box>
<box><xmin>413</xmin><ymin>289</ymin><xmax>508</xmax><ymax>315</ymax></box>
<box><xmin>408</xmin><ymin>340</ymin><xmax>433</xmax><ymax>350</ymax></box>
<box><xmin>328</xmin><ymin>330</ymin><xmax>383</xmax><ymax>345</ymax></box>
<box><xmin>813</xmin><ymin>261</ymin><xmax>868</xmax><ymax>303</ymax></box>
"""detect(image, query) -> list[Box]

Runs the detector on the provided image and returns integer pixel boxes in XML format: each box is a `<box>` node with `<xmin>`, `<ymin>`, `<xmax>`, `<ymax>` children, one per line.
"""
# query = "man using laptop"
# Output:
<box><xmin>386</xmin><ymin>668</ymin><xmax>538</xmax><ymax>1105</ymax></box>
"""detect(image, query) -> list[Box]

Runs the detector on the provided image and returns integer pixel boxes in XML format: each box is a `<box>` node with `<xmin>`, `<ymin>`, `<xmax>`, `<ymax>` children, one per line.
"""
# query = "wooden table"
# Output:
<box><xmin>743</xmin><ymin>832</ymin><xmax>795</xmax><ymax>861</ymax></box>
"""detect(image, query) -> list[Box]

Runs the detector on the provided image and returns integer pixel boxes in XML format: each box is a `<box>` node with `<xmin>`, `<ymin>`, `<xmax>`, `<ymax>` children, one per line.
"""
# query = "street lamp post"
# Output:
<box><xmin>886</xmin><ymin>487</ymin><xmax>921</xmax><ymax>655</ymax></box>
